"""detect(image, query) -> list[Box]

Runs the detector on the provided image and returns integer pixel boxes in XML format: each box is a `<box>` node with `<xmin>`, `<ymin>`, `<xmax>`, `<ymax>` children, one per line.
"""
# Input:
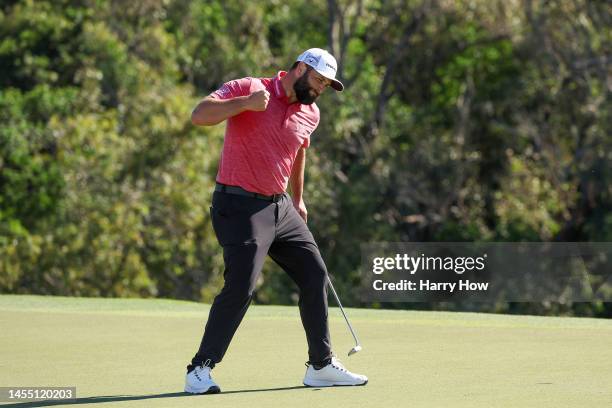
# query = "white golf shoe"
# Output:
<box><xmin>184</xmin><ymin>364</ymin><xmax>221</xmax><ymax>394</ymax></box>
<box><xmin>303</xmin><ymin>356</ymin><xmax>368</xmax><ymax>387</ymax></box>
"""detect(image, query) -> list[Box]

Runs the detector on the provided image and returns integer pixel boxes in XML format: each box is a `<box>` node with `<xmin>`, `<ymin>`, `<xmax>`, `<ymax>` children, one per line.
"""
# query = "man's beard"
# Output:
<box><xmin>293</xmin><ymin>71</ymin><xmax>318</xmax><ymax>104</ymax></box>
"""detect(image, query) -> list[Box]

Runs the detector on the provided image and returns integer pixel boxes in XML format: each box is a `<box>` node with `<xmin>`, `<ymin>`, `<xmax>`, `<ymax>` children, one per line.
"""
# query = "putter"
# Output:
<box><xmin>326</xmin><ymin>275</ymin><xmax>362</xmax><ymax>356</ymax></box>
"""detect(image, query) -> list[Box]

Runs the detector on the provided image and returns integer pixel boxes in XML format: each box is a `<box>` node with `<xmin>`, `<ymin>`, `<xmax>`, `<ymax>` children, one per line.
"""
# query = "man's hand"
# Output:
<box><xmin>247</xmin><ymin>90</ymin><xmax>270</xmax><ymax>111</ymax></box>
<box><xmin>191</xmin><ymin>91</ymin><xmax>267</xmax><ymax>126</ymax></box>
<box><xmin>293</xmin><ymin>199</ymin><xmax>308</xmax><ymax>223</ymax></box>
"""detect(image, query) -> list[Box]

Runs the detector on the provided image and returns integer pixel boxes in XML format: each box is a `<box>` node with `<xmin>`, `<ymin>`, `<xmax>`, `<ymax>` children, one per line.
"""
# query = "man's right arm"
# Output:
<box><xmin>191</xmin><ymin>90</ymin><xmax>269</xmax><ymax>126</ymax></box>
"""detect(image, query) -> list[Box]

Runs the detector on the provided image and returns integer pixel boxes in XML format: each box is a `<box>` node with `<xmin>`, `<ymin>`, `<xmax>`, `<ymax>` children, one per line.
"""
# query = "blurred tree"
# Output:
<box><xmin>0</xmin><ymin>0</ymin><xmax>609</xmax><ymax>316</ymax></box>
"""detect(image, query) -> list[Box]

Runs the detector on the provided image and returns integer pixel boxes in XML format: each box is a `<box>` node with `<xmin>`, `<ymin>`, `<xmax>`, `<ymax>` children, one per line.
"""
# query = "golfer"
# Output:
<box><xmin>185</xmin><ymin>48</ymin><xmax>368</xmax><ymax>394</ymax></box>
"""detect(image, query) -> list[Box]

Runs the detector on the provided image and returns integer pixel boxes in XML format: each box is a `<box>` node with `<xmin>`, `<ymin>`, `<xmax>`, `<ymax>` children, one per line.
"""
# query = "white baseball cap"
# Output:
<box><xmin>296</xmin><ymin>48</ymin><xmax>344</xmax><ymax>91</ymax></box>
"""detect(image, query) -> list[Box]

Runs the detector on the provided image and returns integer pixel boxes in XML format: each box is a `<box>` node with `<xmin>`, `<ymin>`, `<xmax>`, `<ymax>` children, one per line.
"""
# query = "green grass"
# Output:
<box><xmin>1</xmin><ymin>295</ymin><xmax>611</xmax><ymax>407</ymax></box>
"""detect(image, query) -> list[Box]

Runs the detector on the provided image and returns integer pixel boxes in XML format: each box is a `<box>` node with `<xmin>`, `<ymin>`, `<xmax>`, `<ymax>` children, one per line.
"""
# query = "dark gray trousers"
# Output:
<box><xmin>189</xmin><ymin>191</ymin><xmax>332</xmax><ymax>369</ymax></box>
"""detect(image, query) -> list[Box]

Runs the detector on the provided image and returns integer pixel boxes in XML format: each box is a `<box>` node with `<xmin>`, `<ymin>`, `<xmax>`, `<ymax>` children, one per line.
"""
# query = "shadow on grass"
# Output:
<box><xmin>1</xmin><ymin>386</ymin><xmax>316</xmax><ymax>407</ymax></box>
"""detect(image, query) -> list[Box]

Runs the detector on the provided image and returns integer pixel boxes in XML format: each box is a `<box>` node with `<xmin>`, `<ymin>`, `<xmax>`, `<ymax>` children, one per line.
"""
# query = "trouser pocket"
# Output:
<box><xmin>209</xmin><ymin>192</ymin><xmax>271</xmax><ymax>246</ymax></box>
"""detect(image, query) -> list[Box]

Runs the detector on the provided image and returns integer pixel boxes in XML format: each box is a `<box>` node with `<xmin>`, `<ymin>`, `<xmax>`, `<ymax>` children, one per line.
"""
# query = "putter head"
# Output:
<box><xmin>348</xmin><ymin>345</ymin><xmax>362</xmax><ymax>356</ymax></box>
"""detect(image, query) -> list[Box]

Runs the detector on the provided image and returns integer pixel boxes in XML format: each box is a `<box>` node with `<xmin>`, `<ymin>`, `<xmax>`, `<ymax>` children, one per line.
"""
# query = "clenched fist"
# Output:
<box><xmin>247</xmin><ymin>89</ymin><xmax>270</xmax><ymax>111</ymax></box>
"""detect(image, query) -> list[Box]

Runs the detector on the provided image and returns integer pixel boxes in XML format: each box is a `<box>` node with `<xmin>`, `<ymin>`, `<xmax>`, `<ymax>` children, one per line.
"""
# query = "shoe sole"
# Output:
<box><xmin>184</xmin><ymin>385</ymin><xmax>221</xmax><ymax>394</ymax></box>
<box><xmin>303</xmin><ymin>379</ymin><xmax>368</xmax><ymax>387</ymax></box>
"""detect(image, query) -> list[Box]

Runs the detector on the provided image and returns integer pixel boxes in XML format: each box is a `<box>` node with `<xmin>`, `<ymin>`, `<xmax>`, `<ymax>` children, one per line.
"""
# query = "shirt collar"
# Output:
<box><xmin>274</xmin><ymin>71</ymin><xmax>289</xmax><ymax>100</ymax></box>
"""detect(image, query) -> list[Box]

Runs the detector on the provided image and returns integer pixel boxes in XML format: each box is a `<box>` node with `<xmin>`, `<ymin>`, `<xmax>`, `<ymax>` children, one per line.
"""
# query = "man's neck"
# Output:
<box><xmin>280</xmin><ymin>74</ymin><xmax>297</xmax><ymax>104</ymax></box>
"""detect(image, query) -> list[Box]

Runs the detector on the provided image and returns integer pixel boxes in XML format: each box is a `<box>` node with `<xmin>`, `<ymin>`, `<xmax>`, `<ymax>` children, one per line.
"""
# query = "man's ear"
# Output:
<box><xmin>296</xmin><ymin>61</ymin><xmax>308</xmax><ymax>76</ymax></box>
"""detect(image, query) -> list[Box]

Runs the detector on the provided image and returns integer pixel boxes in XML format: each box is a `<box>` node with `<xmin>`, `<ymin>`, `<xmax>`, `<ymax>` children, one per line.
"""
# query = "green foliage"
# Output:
<box><xmin>1</xmin><ymin>0</ymin><xmax>610</xmax><ymax>317</ymax></box>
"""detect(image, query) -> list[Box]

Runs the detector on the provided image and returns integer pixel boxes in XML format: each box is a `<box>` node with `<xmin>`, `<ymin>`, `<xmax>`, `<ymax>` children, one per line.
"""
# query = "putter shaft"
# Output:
<box><xmin>326</xmin><ymin>275</ymin><xmax>362</xmax><ymax>352</ymax></box>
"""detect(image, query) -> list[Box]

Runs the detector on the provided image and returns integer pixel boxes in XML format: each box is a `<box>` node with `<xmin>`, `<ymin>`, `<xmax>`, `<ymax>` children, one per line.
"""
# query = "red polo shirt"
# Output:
<box><xmin>209</xmin><ymin>71</ymin><xmax>320</xmax><ymax>195</ymax></box>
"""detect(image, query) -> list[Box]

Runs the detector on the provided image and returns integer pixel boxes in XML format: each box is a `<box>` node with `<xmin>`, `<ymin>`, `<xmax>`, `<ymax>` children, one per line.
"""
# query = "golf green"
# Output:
<box><xmin>1</xmin><ymin>295</ymin><xmax>611</xmax><ymax>407</ymax></box>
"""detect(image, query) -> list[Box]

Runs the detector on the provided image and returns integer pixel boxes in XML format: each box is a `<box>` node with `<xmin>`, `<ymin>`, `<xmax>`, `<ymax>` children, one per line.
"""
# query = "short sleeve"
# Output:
<box><xmin>210</xmin><ymin>77</ymin><xmax>252</xmax><ymax>100</ymax></box>
<box><xmin>301</xmin><ymin>105</ymin><xmax>319</xmax><ymax>149</ymax></box>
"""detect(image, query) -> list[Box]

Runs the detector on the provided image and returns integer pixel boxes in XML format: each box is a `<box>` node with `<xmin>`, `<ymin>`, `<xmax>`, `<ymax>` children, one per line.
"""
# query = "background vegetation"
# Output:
<box><xmin>1</xmin><ymin>0</ymin><xmax>610</xmax><ymax>316</ymax></box>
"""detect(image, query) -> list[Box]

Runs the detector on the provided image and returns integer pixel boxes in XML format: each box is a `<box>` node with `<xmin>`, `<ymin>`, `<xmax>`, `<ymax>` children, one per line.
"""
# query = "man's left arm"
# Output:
<box><xmin>289</xmin><ymin>147</ymin><xmax>307</xmax><ymax>223</ymax></box>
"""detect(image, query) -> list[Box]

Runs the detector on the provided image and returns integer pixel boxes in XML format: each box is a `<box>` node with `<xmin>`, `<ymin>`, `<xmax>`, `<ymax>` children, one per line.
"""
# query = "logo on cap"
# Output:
<box><xmin>305</xmin><ymin>55</ymin><xmax>321</xmax><ymax>65</ymax></box>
